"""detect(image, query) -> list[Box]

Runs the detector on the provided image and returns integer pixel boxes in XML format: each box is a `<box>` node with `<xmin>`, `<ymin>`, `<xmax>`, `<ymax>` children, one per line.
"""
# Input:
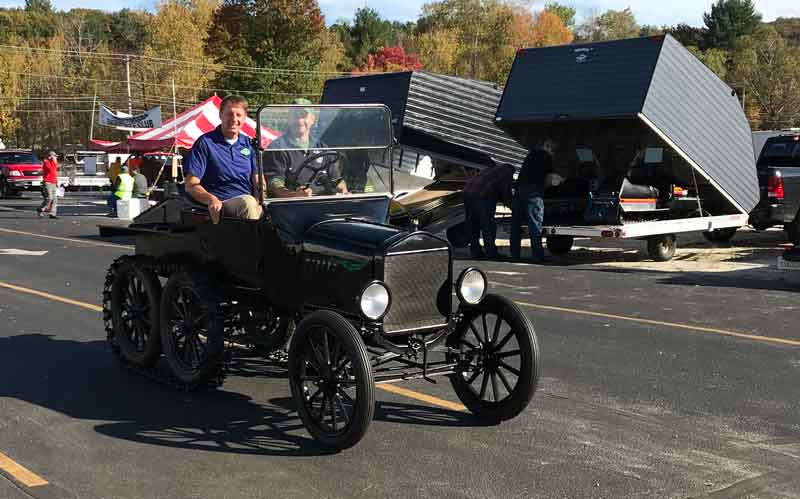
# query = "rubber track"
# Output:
<box><xmin>102</xmin><ymin>256</ymin><xmax>228</xmax><ymax>392</ymax></box>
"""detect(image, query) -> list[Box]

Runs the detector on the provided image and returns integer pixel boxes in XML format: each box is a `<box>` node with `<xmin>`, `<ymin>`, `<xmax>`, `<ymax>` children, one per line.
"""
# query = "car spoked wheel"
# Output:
<box><xmin>110</xmin><ymin>258</ymin><xmax>162</xmax><ymax>367</ymax></box>
<box><xmin>289</xmin><ymin>311</ymin><xmax>374</xmax><ymax>450</ymax></box>
<box><xmin>450</xmin><ymin>294</ymin><xmax>539</xmax><ymax>422</ymax></box>
<box><xmin>160</xmin><ymin>272</ymin><xmax>224</xmax><ymax>385</ymax></box>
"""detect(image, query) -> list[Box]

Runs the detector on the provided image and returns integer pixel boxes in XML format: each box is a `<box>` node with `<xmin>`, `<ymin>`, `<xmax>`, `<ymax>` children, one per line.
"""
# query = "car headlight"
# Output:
<box><xmin>359</xmin><ymin>281</ymin><xmax>391</xmax><ymax>320</ymax></box>
<box><xmin>9</xmin><ymin>170</ymin><xmax>22</xmax><ymax>177</ymax></box>
<box><xmin>456</xmin><ymin>268</ymin><xmax>486</xmax><ymax>305</ymax></box>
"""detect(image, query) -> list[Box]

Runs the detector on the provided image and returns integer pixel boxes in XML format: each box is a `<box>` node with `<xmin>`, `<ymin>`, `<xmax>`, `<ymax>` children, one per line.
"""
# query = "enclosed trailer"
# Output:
<box><xmin>322</xmin><ymin>71</ymin><xmax>528</xmax><ymax>244</ymax></box>
<box><xmin>495</xmin><ymin>34</ymin><xmax>758</xmax><ymax>260</ymax></box>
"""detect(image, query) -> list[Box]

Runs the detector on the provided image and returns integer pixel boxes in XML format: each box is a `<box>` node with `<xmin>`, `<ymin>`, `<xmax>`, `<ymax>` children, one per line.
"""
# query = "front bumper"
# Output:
<box><xmin>6</xmin><ymin>178</ymin><xmax>44</xmax><ymax>191</ymax></box>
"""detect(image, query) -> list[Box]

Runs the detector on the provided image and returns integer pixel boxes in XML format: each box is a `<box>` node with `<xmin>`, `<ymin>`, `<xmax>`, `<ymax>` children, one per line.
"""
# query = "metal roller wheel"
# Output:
<box><xmin>647</xmin><ymin>234</ymin><xmax>676</xmax><ymax>261</ymax></box>
<box><xmin>160</xmin><ymin>272</ymin><xmax>225</xmax><ymax>385</ymax></box>
<box><xmin>450</xmin><ymin>294</ymin><xmax>540</xmax><ymax>423</ymax></box>
<box><xmin>109</xmin><ymin>257</ymin><xmax>162</xmax><ymax>367</ymax></box>
<box><xmin>288</xmin><ymin>311</ymin><xmax>374</xmax><ymax>450</ymax></box>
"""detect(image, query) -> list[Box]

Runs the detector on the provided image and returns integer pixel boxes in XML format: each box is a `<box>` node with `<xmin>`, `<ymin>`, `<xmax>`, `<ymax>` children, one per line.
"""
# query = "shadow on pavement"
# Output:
<box><xmin>0</xmin><ymin>333</ymin><xmax>477</xmax><ymax>457</ymax></box>
<box><xmin>585</xmin><ymin>266</ymin><xmax>798</xmax><ymax>293</ymax></box>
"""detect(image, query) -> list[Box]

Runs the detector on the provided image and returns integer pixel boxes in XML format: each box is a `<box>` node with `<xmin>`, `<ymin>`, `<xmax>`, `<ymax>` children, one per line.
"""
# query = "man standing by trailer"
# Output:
<box><xmin>511</xmin><ymin>140</ymin><xmax>557</xmax><ymax>263</ymax></box>
<box><xmin>462</xmin><ymin>162</ymin><xmax>515</xmax><ymax>259</ymax></box>
<box><xmin>38</xmin><ymin>150</ymin><xmax>59</xmax><ymax>219</ymax></box>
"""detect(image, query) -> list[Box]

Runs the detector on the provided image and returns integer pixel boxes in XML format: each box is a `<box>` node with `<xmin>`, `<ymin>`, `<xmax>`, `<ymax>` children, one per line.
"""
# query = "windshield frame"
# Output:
<box><xmin>254</xmin><ymin>103</ymin><xmax>394</xmax><ymax>152</ymax></box>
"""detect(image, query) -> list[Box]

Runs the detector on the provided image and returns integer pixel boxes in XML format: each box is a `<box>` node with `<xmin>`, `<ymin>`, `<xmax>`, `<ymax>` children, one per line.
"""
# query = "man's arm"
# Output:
<box><xmin>264</xmin><ymin>150</ymin><xmax>311</xmax><ymax>197</ymax></box>
<box><xmin>185</xmin><ymin>174</ymin><xmax>223</xmax><ymax>224</ymax></box>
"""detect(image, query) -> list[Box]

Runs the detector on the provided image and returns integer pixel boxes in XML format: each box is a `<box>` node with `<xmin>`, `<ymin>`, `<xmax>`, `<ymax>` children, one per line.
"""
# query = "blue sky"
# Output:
<box><xmin>1</xmin><ymin>0</ymin><xmax>799</xmax><ymax>27</ymax></box>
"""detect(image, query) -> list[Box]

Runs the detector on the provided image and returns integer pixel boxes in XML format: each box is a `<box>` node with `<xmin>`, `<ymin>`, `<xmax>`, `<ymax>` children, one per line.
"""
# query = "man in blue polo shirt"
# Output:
<box><xmin>184</xmin><ymin>95</ymin><xmax>262</xmax><ymax>223</ymax></box>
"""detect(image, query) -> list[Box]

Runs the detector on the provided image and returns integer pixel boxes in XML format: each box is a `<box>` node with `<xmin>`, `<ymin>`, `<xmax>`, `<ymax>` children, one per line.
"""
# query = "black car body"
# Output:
<box><xmin>102</xmin><ymin>104</ymin><xmax>540</xmax><ymax>449</ymax></box>
<box><xmin>0</xmin><ymin>150</ymin><xmax>44</xmax><ymax>198</ymax></box>
<box><xmin>748</xmin><ymin>133</ymin><xmax>800</xmax><ymax>240</ymax></box>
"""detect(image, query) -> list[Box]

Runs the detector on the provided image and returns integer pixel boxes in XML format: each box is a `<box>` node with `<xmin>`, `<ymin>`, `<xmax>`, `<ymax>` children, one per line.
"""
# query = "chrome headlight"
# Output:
<box><xmin>9</xmin><ymin>170</ymin><xmax>22</xmax><ymax>177</ymax></box>
<box><xmin>456</xmin><ymin>268</ymin><xmax>486</xmax><ymax>305</ymax></box>
<box><xmin>359</xmin><ymin>281</ymin><xmax>391</xmax><ymax>320</ymax></box>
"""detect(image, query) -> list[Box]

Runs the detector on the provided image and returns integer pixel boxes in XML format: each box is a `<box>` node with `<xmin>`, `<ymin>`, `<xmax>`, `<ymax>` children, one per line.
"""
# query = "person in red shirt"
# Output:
<box><xmin>38</xmin><ymin>150</ymin><xmax>59</xmax><ymax>219</ymax></box>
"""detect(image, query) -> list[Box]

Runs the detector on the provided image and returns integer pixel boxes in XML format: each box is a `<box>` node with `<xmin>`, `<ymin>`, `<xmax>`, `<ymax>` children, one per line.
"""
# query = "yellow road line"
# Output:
<box><xmin>0</xmin><ymin>451</ymin><xmax>48</xmax><ymax>487</ymax></box>
<box><xmin>515</xmin><ymin>301</ymin><xmax>800</xmax><ymax>347</ymax></box>
<box><xmin>0</xmin><ymin>227</ymin><xmax>134</xmax><ymax>250</ymax></box>
<box><xmin>0</xmin><ymin>281</ymin><xmax>103</xmax><ymax>312</ymax></box>
<box><xmin>376</xmin><ymin>384</ymin><xmax>466</xmax><ymax>412</ymax></box>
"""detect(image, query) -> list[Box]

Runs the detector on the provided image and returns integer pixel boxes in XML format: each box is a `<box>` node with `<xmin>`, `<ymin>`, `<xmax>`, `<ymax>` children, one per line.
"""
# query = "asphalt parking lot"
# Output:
<box><xmin>1</xmin><ymin>192</ymin><xmax>799</xmax><ymax>499</ymax></box>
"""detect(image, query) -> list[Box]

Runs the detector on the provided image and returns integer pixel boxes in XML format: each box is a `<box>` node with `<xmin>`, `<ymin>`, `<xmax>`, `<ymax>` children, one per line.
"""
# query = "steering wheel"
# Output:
<box><xmin>286</xmin><ymin>151</ymin><xmax>344</xmax><ymax>194</ymax></box>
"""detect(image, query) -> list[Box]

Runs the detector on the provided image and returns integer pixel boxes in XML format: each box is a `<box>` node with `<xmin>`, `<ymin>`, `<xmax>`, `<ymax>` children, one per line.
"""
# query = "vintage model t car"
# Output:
<box><xmin>102</xmin><ymin>104</ymin><xmax>540</xmax><ymax>450</ymax></box>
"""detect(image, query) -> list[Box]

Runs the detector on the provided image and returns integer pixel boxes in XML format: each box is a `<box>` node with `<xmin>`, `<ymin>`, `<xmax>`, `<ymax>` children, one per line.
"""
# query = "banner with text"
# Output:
<box><xmin>98</xmin><ymin>105</ymin><xmax>162</xmax><ymax>130</ymax></box>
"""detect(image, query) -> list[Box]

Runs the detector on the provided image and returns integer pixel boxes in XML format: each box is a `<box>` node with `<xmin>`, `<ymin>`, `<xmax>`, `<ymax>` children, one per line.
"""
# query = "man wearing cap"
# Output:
<box><xmin>38</xmin><ymin>150</ymin><xmax>59</xmax><ymax>219</ymax></box>
<box><xmin>264</xmin><ymin>98</ymin><xmax>348</xmax><ymax>197</ymax></box>
<box><xmin>108</xmin><ymin>164</ymin><xmax>134</xmax><ymax>217</ymax></box>
<box><xmin>184</xmin><ymin>94</ymin><xmax>263</xmax><ymax>223</ymax></box>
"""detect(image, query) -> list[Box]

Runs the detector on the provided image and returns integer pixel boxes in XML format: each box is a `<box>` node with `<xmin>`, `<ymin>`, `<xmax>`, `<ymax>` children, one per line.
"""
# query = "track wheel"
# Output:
<box><xmin>108</xmin><ymin>257</ymin><xmax>162</xmax><ymax>367</ymax></box>
<box><xmin>450</xmin><ymin>294</ymin><xmax>540</xmax><ymax>423</ymax></box>
<box><xmin>647</xmin><ymin>234</ymin><xmax>676</xmax><ymax>261</ymax></box>
<box><xmin>160</xmin><ymin>272</ymin><xmax>225</xmax><ymax>385</ymax></box>
<box><xmin>545</xmin><ymin>235</ymin><xmax>573</xmax><ymax>255</ymax></box>
<box><xmin>289</xmin><ymin>311</ymin><xmax>374</xmax><ymax>450</ymax></box>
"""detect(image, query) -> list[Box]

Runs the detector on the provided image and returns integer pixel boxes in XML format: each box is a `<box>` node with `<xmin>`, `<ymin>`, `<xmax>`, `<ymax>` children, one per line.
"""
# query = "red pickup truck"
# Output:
<box><xmin>0</xmin><ymin>150</ymin><xmax>44</xmax><ymax>198</ymax></box>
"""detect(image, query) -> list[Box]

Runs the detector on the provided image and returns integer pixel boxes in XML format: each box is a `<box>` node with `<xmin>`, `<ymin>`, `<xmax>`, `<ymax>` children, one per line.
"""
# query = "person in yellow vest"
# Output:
<box><xmin>106</xmin><ymin>157</ymin><xmax>123</xmax><ymax>216</ymax></box>
<box><xmin>109</xmin><ymin>164</ymin><xmax>134</xmax><ymax>217</ymax></box>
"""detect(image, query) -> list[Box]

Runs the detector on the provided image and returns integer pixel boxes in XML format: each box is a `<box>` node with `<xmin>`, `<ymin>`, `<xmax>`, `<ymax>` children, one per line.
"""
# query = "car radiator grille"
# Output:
<box><xmin>382</xmin><ymin>249</ymin><xmax>450</xmax><ymax>334</ymax></box>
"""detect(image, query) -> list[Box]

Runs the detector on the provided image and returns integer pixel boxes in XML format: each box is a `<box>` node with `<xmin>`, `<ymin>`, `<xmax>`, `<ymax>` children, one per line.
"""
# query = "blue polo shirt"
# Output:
<box><xmin>185</xmin><ymin>126</ymin><xmax>256</xmax><ymax>201</ymax></box>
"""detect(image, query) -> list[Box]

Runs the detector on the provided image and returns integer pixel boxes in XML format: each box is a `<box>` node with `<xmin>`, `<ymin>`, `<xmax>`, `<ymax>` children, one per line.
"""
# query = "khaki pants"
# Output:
<box><xmin>221</xmin><ymin>194</ymin><xmax>262</xmax><ymax>220</ymax></box>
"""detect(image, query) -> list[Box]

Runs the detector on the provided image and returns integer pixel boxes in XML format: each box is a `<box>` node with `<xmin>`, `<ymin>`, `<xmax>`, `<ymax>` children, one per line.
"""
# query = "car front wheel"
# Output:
<box><xmin>449</xmin><ymin>294</ymin><xmax>540</xmax><ymax>423</ymax></box>
<box><xmin>288</xmin><ymin>311</ymin><xmax>374</xmax><ymax>450</ymax></box>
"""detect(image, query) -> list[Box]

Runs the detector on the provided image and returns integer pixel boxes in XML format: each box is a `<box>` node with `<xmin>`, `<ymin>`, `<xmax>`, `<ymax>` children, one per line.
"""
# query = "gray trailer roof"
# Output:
<box><xmin>322</xmin><ymin>71</ymin><xmax>528</xmax><ymax>168</ymax></box>
<box><xmin>495</xmin><ymin>34</ymin><xmax>758</xmax><ymax>214</ymax></box>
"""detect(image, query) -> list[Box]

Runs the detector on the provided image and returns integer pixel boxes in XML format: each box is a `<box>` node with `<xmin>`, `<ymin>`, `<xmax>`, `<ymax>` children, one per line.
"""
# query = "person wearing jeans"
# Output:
<box><xmin>510</xmin><ymin>184</ymin><xmax>545</xmax><ymax>261</ymax></box>
<box><xmin>462</xmin><ymin>163</ymin><xmax>514</xmax><ymax>259</ymax></box>
<box><xmin>510</xmin><ymin>141</ymin><xmax>557</xmax><ymax>262</ymax></box>
<box><xmin>38</xmin><ymin>150</ymin><xmax>59</xmax><ymax>219</ymax></box>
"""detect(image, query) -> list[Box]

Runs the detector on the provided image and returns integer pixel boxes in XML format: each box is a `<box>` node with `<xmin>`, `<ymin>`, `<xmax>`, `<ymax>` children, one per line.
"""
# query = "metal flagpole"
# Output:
<box><xmin>89</xmin><ymin>88</ymin><xmax>97</xmax><ymax>142</ymax></box>
<box><xmin>171</xmin><ymin>79</ymin><xmax>178</xmax><ymax>180</ymax></box>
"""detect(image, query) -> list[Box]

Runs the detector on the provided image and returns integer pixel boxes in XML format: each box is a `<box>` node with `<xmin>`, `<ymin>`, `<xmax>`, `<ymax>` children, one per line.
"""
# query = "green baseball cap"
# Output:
<box><xmin>292</xmin><ymin>98</ymin><xmax>316</xmax><ymax>116</ymax></box>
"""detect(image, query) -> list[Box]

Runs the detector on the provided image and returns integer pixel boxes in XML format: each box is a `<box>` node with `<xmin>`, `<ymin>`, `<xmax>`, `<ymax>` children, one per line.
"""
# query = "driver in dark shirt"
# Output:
<box><xmin>264</xmin><ymin>99</ymin><xmax>349</xmax><ymax>197</ymax></box>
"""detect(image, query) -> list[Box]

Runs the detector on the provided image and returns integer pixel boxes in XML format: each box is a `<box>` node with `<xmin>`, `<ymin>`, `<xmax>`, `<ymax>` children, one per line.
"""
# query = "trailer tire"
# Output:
<box><xmin>647</xmin><ymin>235</ymin><xmax>676</xmax><ymax>262</ymax></box>
<box><xmin>446</xmin><ymin>222</ymin><xmax>470</xmax><ymax>248</ymax></box>
<box><xmin>545</xmin><ymin>235</ymin><xmax>573</xmax><ymax>255</ymax></box>
<box><xmin>702</xmin><ymin>227</ymin><xmax>737</xmax><ymax>243</ymax></box>
<box><xmin>786</xmin><ymin>214</ymin><xmax>800</xmax><ymax>245</ymax></box>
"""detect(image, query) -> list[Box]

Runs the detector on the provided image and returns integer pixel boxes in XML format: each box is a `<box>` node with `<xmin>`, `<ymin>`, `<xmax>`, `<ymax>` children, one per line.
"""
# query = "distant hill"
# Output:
<box><xmin>767</xmin><ymin>17</ymin><xmax>800</xmax><ymax>46</ymax></box>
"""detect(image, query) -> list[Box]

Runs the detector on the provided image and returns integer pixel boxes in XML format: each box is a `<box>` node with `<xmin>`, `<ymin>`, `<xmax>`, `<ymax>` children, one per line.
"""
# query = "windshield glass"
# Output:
<box><xmin>258</xmin><ymin>104</ymin><xmax>396</xmax><ymax>196</ymax></box>
<box><xmin>758</xmin><ymin>137</ymin><xmax>800</xmax><ymax>167</ymax></box>
<box><xmin>0</xmin><ymin>152</ymin><xmax>40</xmax><ymax>164</ymax></box>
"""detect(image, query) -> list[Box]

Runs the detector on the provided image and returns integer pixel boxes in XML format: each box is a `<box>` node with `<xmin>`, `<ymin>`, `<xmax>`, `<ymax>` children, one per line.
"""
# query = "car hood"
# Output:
<box><xmin>304</xmin><ymin>219</ymin><xmax>404</xmax><ymax>254</ymax></box>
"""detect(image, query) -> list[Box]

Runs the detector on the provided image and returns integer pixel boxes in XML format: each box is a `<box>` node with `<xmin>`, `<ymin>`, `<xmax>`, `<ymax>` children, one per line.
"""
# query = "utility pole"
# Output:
<box><xmin>125</xmin><ymin>55</ymin><xmax>132</xmax><ymax>116</ymax></box>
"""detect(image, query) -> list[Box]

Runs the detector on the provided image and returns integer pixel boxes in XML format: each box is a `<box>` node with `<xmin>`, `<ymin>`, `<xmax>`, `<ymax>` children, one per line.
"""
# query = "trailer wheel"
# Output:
<box><xmin>751</xmin><ymin>221</ymin><xmax>771</xmax><ymax>231</ymax></box>
<box><xmin>545</xmin><ymin>235</ymin><xmax>573</xmax><ymax>255</ymax></box>
<box><xmin>702</xmin><ymin>227</ymin><xmax>737</xmax><ymax>243</ymax></box>
<box><xmin>109</xmin><ymin>257</ymin><xmax>162</xmax><ymax>367</ymax></box>
<box><xmin>786</xmin><ymin>215</ymin><xmax>800</xmax><ymax>245</ymax></box>
<box><xmin>647</xmin><ymin>234</ymin><xmax>676</xmax><ymax>261</ymax></box>
<box><xmin>160</xmin><ymin>272</ymin><xmax>225</xmax><ymax>385</ymax></box>
<box><xmin>446</xmin><ymin>222</ymin><xmax>470</xmax><ymax>248</ymax></box>
<box><xmin>449</xmin><ymin>294</ymin><xmax>540</xmax><ymax>423</ymax></box>
<box><xmin>289</xmin><ymin>311</ymin><xmax>374</xmax><ymax>450</ymax></box>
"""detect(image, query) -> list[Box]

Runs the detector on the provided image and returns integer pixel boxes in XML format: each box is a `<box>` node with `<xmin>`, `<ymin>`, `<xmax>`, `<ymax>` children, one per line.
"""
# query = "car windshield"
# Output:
<box><xmin>0</xmin><ymin>152</ymin><xmax>39</xmax><ymax>164</ymax></box>
<box><xmin>758</xmin><ymin>137</ymin><xmax>800</xmax><ymax>167</ymax></box>
<box><xmin>258</xmin><ymin>104</ymin><xmax>395</xmax><ymax>195</ymax></box>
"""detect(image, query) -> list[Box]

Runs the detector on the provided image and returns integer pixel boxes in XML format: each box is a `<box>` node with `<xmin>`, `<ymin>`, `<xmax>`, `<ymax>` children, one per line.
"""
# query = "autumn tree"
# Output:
<box><xmin>730</xmin><ymin>26</ymin><xmax>800</xmax><ymax>129</ymax></box>
<box><xmin>544</xmin><ymin>2</ymin><xmax>575</xmax><ymax>29</ymax></box>
<box><xmin>207</xmin><ymin>0</ymin><xmax>332</xmax><ymax>104</ymax></box>
<box><xmin>703</xmin><ymin>0</ymin><xmax>762</xmax><ymax>50</ymax></box>
<box><xmin>353</xmin><ymin>46</ymin><xmax>423</xmax><ymax>73</ymax></box>
<box><xmin>666</xmin><ymin>23</ymin><xmax>705</xmax><ymax>47</ymax></box>
<box><xmin>577</xmin><ymin>7</ymin><xmax>640</xmax><ymax>42</ymax></box>
<box><xmin>407</xmin><ymin>29</ymin><xmax>459</xmax><ymax>74</ymax></box>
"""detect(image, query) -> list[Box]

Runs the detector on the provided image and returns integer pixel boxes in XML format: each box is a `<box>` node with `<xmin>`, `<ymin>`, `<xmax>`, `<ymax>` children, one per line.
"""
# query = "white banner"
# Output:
<box><xmin>98</xmin><ymin>105</ymin><xmax>162</xmax><ymax>130</ymax></box>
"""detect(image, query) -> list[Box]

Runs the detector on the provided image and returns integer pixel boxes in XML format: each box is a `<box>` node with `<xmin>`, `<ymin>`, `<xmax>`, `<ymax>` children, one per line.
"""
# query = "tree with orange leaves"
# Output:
<box><xmin>353</xmin><ymin>46</ymin><xmax>423</xmax><ymax>74</ymax></box>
